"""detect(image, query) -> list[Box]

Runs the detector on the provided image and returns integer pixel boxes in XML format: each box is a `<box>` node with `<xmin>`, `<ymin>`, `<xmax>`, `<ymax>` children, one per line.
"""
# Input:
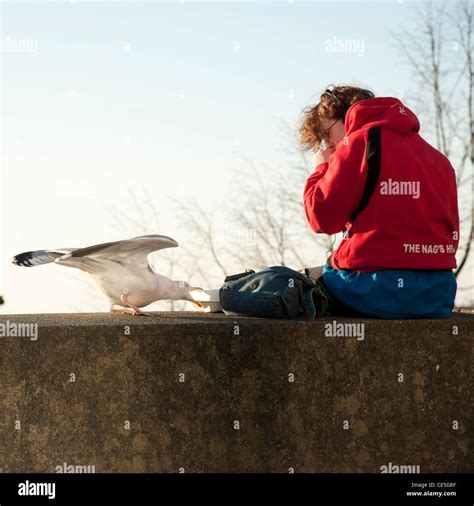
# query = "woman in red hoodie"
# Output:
<box><xmin>300</xmin><ymin>85</ymin><xmax>459</xmax><ymax>318</ymax></box>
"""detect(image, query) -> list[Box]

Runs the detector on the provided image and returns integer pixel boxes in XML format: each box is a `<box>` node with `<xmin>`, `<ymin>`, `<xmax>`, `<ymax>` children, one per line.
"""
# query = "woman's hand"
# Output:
<box><xmin>312</xmin><ymin>144</ymin><xmax>336</xmax><ymax>168</ymax></box>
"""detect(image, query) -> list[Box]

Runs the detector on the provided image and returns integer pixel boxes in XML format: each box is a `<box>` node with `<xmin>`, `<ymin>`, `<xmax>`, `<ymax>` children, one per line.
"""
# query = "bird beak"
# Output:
<box><xmin>187</xmin><ymin>286</ymin><xmax>204</xmax><ymax>308</ymax></box>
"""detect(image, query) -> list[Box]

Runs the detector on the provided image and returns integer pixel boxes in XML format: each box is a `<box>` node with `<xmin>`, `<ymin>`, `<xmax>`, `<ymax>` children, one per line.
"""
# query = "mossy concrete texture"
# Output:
<box><xmin>0</xmin><ymin>311</ymin><xmax>472</xmax><ymax>473</ymax></box>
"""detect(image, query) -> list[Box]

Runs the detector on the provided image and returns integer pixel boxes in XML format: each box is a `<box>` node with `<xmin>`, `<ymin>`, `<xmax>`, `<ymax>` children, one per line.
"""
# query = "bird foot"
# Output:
<box><xmin>110</xmin><ymin>308</ymin><xmax>134</xmax><ymax>315</ymax></box>
<box><xmin>191</xmin><ymin>301</ymin><xmax>204</xmax><ymax>309</ymax></box>
<box><xmin>131</xmin><ymin>309</ymin><xmax>153</xmax><ymax>316</ymax></box>
<box><xmin>110</xmin><ymin>307</ymin><xmax>152</xmax><ymax>316</ymax></box>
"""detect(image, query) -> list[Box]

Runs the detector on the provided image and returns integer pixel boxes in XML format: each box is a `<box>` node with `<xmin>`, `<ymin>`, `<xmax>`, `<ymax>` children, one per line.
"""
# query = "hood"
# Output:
<box><xmin>344</xmin><ymin>97</ymin><xmax>420</xmax><ymax>136</ymax></box>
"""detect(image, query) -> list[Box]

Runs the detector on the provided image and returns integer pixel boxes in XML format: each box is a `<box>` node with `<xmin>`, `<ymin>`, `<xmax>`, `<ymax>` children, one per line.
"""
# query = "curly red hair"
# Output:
<box><xmin>299</xmin><ymin>84</ymin><xmax>375</xmax><ymax>150</ymax></box>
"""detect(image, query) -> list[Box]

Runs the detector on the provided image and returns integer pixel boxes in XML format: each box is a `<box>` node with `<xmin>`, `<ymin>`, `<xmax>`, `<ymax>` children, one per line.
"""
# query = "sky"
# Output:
<box><xmin>1</xmin><ymin>0</ymin><xmax>472</xmax><ymax>313</ymax></box>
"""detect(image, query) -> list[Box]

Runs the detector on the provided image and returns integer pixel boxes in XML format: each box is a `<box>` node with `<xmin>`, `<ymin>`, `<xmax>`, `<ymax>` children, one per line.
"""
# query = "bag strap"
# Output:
<box><xmin>223</xmin><ymin>269</ymin><xmax>255</xmax><ymax>283</ymax></box>
<box><xmin>343</xmin><ymin>125</ymin><xmax>382</xmax><ymax>233</ymax></box>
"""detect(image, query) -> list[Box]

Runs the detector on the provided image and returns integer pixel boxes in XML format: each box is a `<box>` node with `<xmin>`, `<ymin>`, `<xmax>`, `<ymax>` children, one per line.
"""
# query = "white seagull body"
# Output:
<box><xmin>11</xmin><ymin>234</ymin><xmax>203</xmax><ymax>315</ymax></box>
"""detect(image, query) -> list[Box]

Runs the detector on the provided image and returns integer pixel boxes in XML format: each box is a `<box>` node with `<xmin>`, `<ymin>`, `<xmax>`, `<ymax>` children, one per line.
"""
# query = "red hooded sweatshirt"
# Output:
<box><xmin>303</xmin><ymin>97</ymin><xmax>459</xmax><ymax>272</ymax></box>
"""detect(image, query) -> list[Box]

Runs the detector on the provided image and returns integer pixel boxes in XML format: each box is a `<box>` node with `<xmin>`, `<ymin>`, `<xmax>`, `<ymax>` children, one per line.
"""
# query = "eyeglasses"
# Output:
<box><xmin>321</xmin><ymin>118</ymin><xmax>339</xmax><ymax>141</ymax></box>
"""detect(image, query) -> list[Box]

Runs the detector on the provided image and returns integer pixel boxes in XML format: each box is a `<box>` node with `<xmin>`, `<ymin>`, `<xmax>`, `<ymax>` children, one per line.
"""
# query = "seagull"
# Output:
<box><xmin>11</xmin><ymin>234</ymin><xmax>204</xmax><ymax>315</ymax></box>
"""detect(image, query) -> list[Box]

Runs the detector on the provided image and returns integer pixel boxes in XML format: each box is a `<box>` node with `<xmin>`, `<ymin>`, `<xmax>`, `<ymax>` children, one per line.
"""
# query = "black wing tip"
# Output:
<box><xmin>11</xmin><ymin>252</ymin><xmax>35</xmax><ymax>267</ymax></box>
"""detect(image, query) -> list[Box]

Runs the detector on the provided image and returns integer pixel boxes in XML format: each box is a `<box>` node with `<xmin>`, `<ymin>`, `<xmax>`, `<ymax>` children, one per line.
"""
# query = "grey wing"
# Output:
<box><xmin>58</xmin><ymin>234</ymin><xmax>179</xmax><ymax>271</ymax></box>
<box><xmin>11</xmin><ymin>248</ymin><xmax>78</xmax><ymax>267</ymax></box>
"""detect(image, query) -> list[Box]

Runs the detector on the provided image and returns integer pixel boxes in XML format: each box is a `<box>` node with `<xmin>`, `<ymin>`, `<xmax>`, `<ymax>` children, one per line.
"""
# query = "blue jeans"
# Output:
<box><xmin>320</xmin><ymin>264</ymin><xmax>456</xmax><ymax>319</ymax></box>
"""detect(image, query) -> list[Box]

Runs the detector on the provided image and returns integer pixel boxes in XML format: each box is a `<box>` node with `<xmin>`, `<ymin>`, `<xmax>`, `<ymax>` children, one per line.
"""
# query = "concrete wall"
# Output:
<box><xmin>0</xmin><ymin>311</ymin><xmax>472</xmax><ymax>473</ymax></box>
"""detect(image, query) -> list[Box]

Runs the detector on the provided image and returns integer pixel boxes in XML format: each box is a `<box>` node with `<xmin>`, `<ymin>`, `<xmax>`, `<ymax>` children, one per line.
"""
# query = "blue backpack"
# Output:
<box><xmin>219</xmin><ymin>266</ymin><xmax>329</xmax><ymax>319</ymax></box>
